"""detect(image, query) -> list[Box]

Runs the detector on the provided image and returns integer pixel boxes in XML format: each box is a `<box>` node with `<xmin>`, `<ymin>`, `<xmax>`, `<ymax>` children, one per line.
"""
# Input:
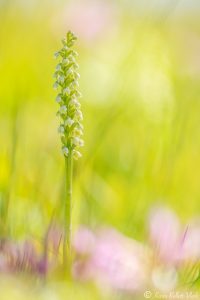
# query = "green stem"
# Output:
<box><xmin>63</xmin><ymin>150</ymin><xmax>73</xmax><ymax>267</ymax></box>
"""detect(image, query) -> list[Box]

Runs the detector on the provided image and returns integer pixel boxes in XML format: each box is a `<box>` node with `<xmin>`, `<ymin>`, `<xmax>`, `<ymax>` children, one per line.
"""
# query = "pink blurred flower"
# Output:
<box><xmin>45</xmin><ymin>223</ymin><xmax>63</xmax><ymax>255</ymax></box>
<box><xmin>149</xmin><ymin>206</ymin><xmax>200</xmax><ymax>264</ymax></box>
<box><xmin>0</xmin><ymin>223</ymin><xmax>63</xmax><ymax>276</ymax></box>
<box><xmin>37</xmin><ymin>223</ymin><xmax>63</xmax><ymax>275</ymax></box>
<box><xmin>0</xmin><ymin>239</ymin><xmax>38</xmax><ymax>273</ymax></box>
<box><xmin>73</xmin><ymin>226</ymin><xmax>96</xmax><ymax>256</ymax></box>
<box><xmin>181</xmin><ymin>221</ymin><xmax>200</xmax><ymax>261</ymax></box>
<box><xmin>61</xmin><ymin>0</ymin><xmax>116</xmax><ymax>42</ymax></box>
<box><xmin>73</xmin><ymin>226</ymin><xmax>150</xmax><ymax>294</ymax></box>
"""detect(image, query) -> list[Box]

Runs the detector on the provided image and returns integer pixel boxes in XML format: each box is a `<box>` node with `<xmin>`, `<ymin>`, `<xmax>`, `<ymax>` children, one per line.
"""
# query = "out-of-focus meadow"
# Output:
<box><xmin>1</xmin><ymin>0</ymin><xmax>200</xmax><ymax>298</ymax></box>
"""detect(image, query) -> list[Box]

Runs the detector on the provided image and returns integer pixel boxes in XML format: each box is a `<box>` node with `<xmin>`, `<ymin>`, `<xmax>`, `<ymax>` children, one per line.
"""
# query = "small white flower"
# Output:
<box><xmin>79</xmin><ymin>139</ymin><xmax>84</xmax><ymax>147</ymax></box>
<box><xmin>74</xmin><ymin>63</ymin><xmax>79</xmax><ymax>69</ymax></box>
<box><xmin>53</xmin><ymin>82</ymin><xmax>59</xmax><ymax>89</ymax></box>
<box><xmin>56</xmin><ymin>95</ymin><xmax>62</xmax><ymax>103</ymax></box>
<box><xmin>59</xmin><ymin>105</ymin><xmax>67</xmax><ymax>114</ymax></box>
<box><xmin>73</xmin><ymin>150</ymin><xmax>82</xmax><ymax>160</ymax></box>
<box><xmin>75</xmin><ymin>72</ymin><xmax>80</xmax><ymax>79</ymax></box>
<box><xmin>68</xmin><ymin>55</ymin><xmax>75</xmax><ymax>63</ymax></box>
<box><xmin>56</xmin><ymin>64</ymin><xmax>62</xmax><ymax>71</ymax></box>
<box><xmin>71</xmin><ymin>50</ymin><xmax>78</xmax><ymax>57</ymax></box>
<box><xmin>62</xmin><ymin>147</ymin><xmax>69</xmax><ymax>157</ymax></box>
<box><xmin>72</xmin><ymin>137</ymin><xmax>79</xmax><ymax>146</ymax></box>
<box><xmin>73</xmin><ymin>128</ymin><xmax>83</xmax><ymax>136</ymax></box>
<box><xmin>58</xmin><ymin>76</ymin><xmax>65</xmax><ymax>84</ymax></box>
<box><xmin>69</xmin><ymin>99</ymin><xmax>80</xmax><ymax>108</ymax></box>
<box><xmin>71</xmin><ymin>80</ymin><xmax>79</xmax><ymax>88</ymax></box>
<box><xmin>63</xmin><ymin>88</ymin><xmax>70</xmax><ymax>95</ymax></box>
<box><xmin>78</xmin><ymin>123</ymin><xmax>84</xmax><ymax>130</ymax></box>
<box><xmin>58</xmin><ymin>125</ymin><xmax>65</xmax><ymax>134</ymax></box>
<box><xmin>54</xmin><ymin>51</ymin><xmax>60</xmax><ymax>58</ymax></box>
<box><xmin>63</xmin><ymin>58</ymin><xmax>69</xmax><ymax>65</ymax></box>
<box><xmin>75</xmin><ymin>110</ymin><xmax>83</xmax><ymax>121</ymax></box>
<box><xmin>66</xmin><ymin>69</ymin><xmax>73</xmax><ymax>76</ymax></box>
<box><xmin>72</xmin><ymin>137</ymin><xmax>84</xmax><ymax>147</ymax></box>
<box><xmin>65</xmin><ymin>118</ymin><xmax>74</xmax><ymax>127</ymax></box>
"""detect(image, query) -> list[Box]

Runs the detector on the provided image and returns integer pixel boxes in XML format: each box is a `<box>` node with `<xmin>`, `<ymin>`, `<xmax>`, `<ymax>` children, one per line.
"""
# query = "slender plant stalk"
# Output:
<box><xmin>63</xmin><ymin>152</ymin><xmax>73</xmax><ymax>265</ymax></box>
<box><xmin>54</xmin><ymin>31</ymin><xmax>83</xmax><ymax>266</ymax></box>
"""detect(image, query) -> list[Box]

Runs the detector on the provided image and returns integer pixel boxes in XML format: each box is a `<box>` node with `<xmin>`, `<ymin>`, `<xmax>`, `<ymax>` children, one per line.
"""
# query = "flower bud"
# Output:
<box><xmin>63</xmin><ymin>88</ymin><xmax>70</xmax><ymax>96</ymax></box>
<box><xmin>53</xmin><ymin>82</ymin><xmax>59</xmax><ymax>89</ymax></box>
<box><xmin>62</xmin><ymin>147</ymin><xmax>69</xmax><ymax>157</ymax></box>
<box><xmin>65</xmin><ymin>118</ymin><xmax>74</xmax><ymax>127</ymax></box>
<box><xmin>56</xmin><ymin>64</ymin><xmax>62</xmax><ymax>71</ymax></box>
<box><xmin>54</xmin><ymin>51</ymin><xmax>60</xmax><ymax>58</ymax></box>
<box><xmin>59</xmin><ymin>105</ymin><xmax>67</xmax><ymax>115</ymax></box>
<box><xmin>56</xmin><ymin>95</ymin><xmax>62</xmax><ymax>103</ymax></box>
<box><xmin>58</xmin><ymin>125</ymin><xmax>65</xmax><ymax>134</ymax></box>
<box><xmin>73</xmin><ymin>150</ymin><xmax>82</xmax><ymax>160</ymax></box>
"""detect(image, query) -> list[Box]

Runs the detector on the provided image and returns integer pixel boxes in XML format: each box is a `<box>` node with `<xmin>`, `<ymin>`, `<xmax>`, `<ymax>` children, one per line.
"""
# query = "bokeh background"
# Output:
<box><xmin>1</xmin><ymin>0</ymin><xmax>200</xmax><ymax>238</ymax></box>
<box><xmin>0</xmin><ymin>0</ymin><xmax>200</xmax><ymax>296</ymax></box>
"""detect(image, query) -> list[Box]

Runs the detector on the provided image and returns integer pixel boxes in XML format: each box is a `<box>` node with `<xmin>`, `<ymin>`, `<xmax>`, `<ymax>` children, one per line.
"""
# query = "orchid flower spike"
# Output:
<box><xmin>54</xmin><ymin>31</ymin><xmax>83</xmax><ymax>160</ymax></box>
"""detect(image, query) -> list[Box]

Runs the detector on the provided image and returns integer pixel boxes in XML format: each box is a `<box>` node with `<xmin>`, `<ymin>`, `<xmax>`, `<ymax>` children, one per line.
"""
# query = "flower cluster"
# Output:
<box><xmin>54</xmin><ymin>31</ymin><xmax>83</xmax><ymax>160</ymax></box>
<box><xmin>72</xmin><ymin>208</ymin><xmax>200</xmax><ymax>295</ymax></box>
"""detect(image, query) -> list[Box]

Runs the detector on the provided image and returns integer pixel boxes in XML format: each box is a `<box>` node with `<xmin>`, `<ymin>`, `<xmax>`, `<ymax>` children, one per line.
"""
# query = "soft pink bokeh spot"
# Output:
<box><xmin>73</xmin><ymin>226</ymin><xmax>96</xmax><ymax>256</ymax></box>
<box><xmin>149</xmin><ymin>207</ymin><xmax>181</xmax><ymax>263</ymax></box>
<box><xmin>62</xmin><ymin>0</ymin><xmax>116</xmax><ymax>41</ymax></box>
<box><xmin>181</xmin><ymin>222</ymin><xmax>200</xmax><ymax>261</ymax></box>
<box><xmin>149</xmin><ymin>206</ymin><xmax>200</xmax><ymax>264</ymax></box>
<box><xmin>73</xmin><ymin>226</ymin><xmax>150</xmax><ymax>293</ymax></box>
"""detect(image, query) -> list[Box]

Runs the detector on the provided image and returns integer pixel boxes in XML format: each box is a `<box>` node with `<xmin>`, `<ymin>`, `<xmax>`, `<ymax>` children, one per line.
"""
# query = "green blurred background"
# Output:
<box><xmin>0</xmin><ymin>0</ymin><xmax>200</xmax><ymax>243</ymax></box>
